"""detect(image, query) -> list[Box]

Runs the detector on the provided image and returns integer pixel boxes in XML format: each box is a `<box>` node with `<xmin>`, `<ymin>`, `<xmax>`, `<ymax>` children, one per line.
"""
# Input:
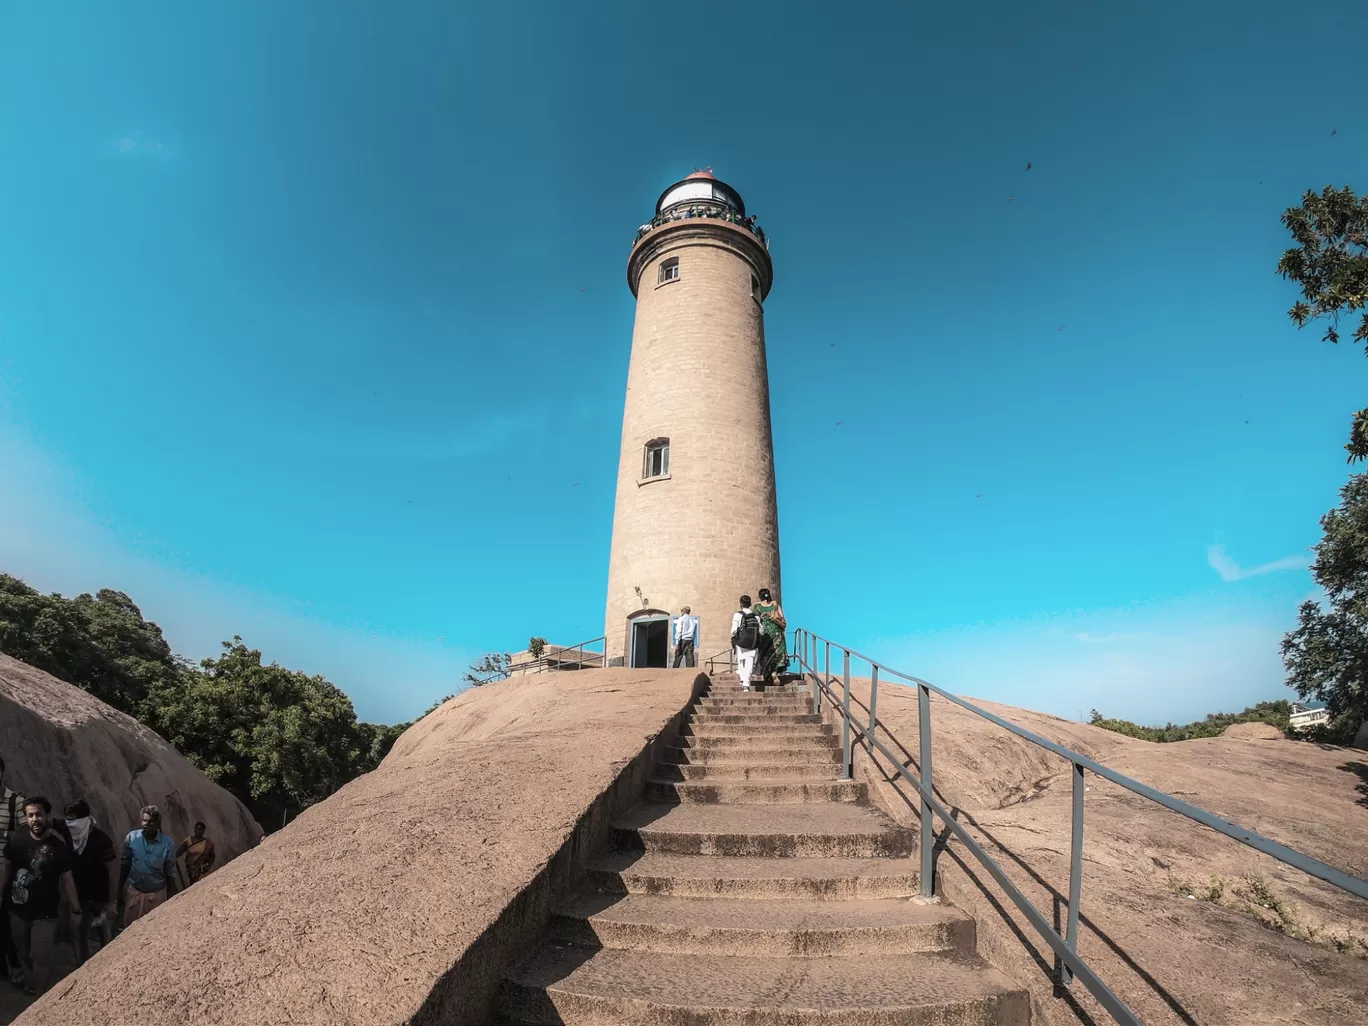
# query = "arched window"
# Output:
<box><xmin>642</xmin><ymin>437</ymin><xmax>670</xmax><ymax>480</ymax></box>
<box><xmin>658</xmin><ymin>257</ymin><xmax>679</xmax><ymax>284</ymax></box>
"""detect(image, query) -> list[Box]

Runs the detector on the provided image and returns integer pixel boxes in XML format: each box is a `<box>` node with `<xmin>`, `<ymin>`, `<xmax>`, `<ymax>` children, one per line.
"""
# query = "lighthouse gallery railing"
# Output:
<box><xmin>790</xmin><ymin>627</ymin><xmax>1368</xmax><ymax>1026</ymax></box>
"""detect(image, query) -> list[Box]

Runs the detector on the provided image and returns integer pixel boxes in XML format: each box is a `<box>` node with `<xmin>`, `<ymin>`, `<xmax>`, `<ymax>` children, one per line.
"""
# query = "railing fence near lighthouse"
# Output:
<box><xmin>466</xmin><ymin>635</ymin><xmax>607</xmax><ymax>687</ymax></box>
<box><xmin>785</xmin><ymin>626</ymin><xmax>1368</xmax><ymax>1026</ymax></box>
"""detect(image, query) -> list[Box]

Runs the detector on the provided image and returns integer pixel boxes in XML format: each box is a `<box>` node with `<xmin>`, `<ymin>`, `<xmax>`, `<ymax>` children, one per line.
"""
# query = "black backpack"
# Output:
<box><xmin>733</xmin><ymin>610</ymin><xmax>761</xmax><ymax>650</ymax></box>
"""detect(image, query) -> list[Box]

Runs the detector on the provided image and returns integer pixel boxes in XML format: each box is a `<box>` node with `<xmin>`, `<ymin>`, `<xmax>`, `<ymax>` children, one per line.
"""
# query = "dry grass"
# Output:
<box><xmin>1165</xmin><ymin>871</ymin><xmax>1368</xmax><ymax>958</ymax></box>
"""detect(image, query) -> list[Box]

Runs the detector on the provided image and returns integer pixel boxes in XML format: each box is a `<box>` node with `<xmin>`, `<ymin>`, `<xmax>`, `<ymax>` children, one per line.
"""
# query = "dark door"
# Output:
<box><xmin>630</xmin><ymin>617</ymin><xmax>670</xmax><ymax>668</ymax></box>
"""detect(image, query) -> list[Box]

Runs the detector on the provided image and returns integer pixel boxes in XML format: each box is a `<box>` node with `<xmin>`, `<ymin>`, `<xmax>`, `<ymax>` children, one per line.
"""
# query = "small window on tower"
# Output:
<box><xmin>751</xmin><ymin>274</ymin><xmax>761</xmax><ymax>302</ymax></box>
<box><xmin>658</xmin><ymin>258</ymin><xmax>679</xmax><ymax>284</ymax></box>
<box><xmin>642</xmin><ymin>437</ymin><xmax>670</xmax><ymax>480</ymax></box>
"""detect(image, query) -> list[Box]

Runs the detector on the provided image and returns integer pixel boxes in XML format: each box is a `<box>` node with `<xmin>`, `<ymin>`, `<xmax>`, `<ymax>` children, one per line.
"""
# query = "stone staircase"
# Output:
<box><xmin>498</xmin><ymin>669</ymin><xmax>1030</xmax><ymax>1025</ymax></box>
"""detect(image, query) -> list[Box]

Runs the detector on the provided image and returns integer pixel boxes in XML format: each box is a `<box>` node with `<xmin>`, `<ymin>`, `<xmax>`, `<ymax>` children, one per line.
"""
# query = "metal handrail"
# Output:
<box><xmin>791</xmin><ymin>627</ymin><xmax>1368</xmax><ymax>1026</ymax></box>
<box><xmin>703</xmin><ymin>647</ymin><xmax>735</xmax><ymax>675</ymax></box>
<box><xmin>469</xmin><ymin>635</ymin><xmax>607</xmax><ymax>686</ymax></box>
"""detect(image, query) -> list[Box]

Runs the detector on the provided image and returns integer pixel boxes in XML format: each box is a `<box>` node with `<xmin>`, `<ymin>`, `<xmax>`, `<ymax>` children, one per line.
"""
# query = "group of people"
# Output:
<box><xmin>635</xmin><ymin>205</ymin><xmax>770</xmax><ymax>248</ymax></box>
<box><xmin>669</xmin><ymin>588</ymin><xmax>788</xmax><ymax>690</ymax></box>
<box><xmin>0</xmin><ymin>755</ymin><xmax>217</xmax><ymax>996</ymax></box>
<box><xmin>731</xmin><ymin>589</ymin><xmax>788</xmax><ymax>689</ymax></box>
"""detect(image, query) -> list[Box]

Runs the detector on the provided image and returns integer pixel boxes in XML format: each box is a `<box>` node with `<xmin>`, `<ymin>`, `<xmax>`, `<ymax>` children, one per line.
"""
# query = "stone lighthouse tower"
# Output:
<box><xmin>604</xmin><ymin>169</ymin><xmax>780</xmax><ymax>667</ymax></box>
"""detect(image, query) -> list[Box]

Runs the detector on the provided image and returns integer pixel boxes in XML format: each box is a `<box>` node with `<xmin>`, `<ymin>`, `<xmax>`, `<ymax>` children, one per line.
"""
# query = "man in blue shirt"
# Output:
<box><xmin>118</xmin><ymin>805</ymin><xmax>178</xmax><ymax>928</ymax></box>
<box><xmin>672</xmin><ymin>606</ymin><xmax>700</xmax><ymax>668</ymax></box>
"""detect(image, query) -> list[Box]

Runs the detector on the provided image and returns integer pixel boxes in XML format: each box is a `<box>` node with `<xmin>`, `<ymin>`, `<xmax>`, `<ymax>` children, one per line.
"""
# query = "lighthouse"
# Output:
<box><xmin>604</xmin><ymin>169</ymin><xmax>781</xmax><ymax>667</ymax></box>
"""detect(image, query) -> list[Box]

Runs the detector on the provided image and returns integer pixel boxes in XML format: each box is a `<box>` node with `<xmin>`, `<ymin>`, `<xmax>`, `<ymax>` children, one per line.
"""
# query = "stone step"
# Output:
<box><xmin>711</xmin><ymin>684</ymin><xmax>798</xmax><ymax>692</ymax></box>
<box><xmin>646</xmin><ymin>779</ymin><xmax>867</xmax><ymax>805</ymax></box>
<box><xmin>707</xmin><ymin>691</ymin><xmax>802</xmax><ymax>699</ymax></box>
<box><xmin>664</xmin><ymin>744</ymin><xmax>842</xmax><ymax>764</ymax></box>
<box><xmin>680</xmin><ymin>734</ymin><xmax>839</xmax><ymax>750</ymax></box>
<box><xmin>656</xmin><ymin>762</ymin><xmax>842</xmax><ymax>781</ymax></box>
<box><xmin>613</xmin><ymin>802</ymin><xmax>915</xmax><ymax>858</ymax></box>
<box><xmin>698</xmin><ymin>698</ymin><xmax>812</xmax><ymax>711</ymax></box>
<box><xmin>689</xmin><ymin>716</ymin><xmax>815</xmax><ymax>733</ymax></box>
<box><xmin>586</xmin><ymin>852</ymin><xmax>922</xmax><ymax>900</ymax></box>
<box><xmin>682</xmin><ymin>722</ymin><xmax>833</xmax><ymax>738</ymax></box>
<box><xmin>500</xmin><ymin>947</ymin><xmax>1030</xmax><ymax>1026</ymax></box>
<box><xmin>549</xmin><ymin>893</ymin><xmax>975</xmax><ymax>956</ymax></box>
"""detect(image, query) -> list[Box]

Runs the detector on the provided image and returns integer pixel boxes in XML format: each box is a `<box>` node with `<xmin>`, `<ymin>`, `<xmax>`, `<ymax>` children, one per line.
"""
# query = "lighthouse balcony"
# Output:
<box><xmin>634</xmin><ymin>207</ymin><xmax>768</xmax><ymax>249</ymax></box>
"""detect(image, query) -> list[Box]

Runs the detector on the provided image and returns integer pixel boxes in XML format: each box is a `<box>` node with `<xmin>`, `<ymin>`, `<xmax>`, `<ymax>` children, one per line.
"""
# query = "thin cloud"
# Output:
<box><xmin>1207</xmin><ymin>545</ymin><xmax>1308</xmax><ymax>582</ymax></box>
<box><xmin>111</xmin><ymin>131</ymin><xmax>172</xmax><ymax>159</ymax></box>
<box><xmin>1072</xmin><ymin>631</ymin><xmax>1145</xmax><ymax>645</ymax></box>
<box><xmin>0</xmin><ymin>427</ymin><xmax>466</xmax><ymax>723</ymax></box>
<box><xmin>873</xmin><ymin>609</ymin><xmax>1290</xmax><ymax>725</ymax></box>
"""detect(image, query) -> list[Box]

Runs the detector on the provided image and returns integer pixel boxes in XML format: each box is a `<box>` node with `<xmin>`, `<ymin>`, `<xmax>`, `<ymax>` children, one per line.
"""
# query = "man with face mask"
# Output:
<box><xmin>3</xmin><ymin>796</ymin><xmax>80</xmax><ymax>995</ymax></box>
<box><xmin>62</xmin><ymin>799</ymin><xmax>117</xmax><ymax>963</ymax></box>
<box><xmin>118</xmin><ymin>805</ymin><xmax>178</xmax><ymax>928</ymax></box>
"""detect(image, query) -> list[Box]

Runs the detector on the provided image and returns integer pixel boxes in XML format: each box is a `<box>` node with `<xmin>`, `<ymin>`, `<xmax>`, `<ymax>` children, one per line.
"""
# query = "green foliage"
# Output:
<box><xmin>1088</xmin><ymin>700</ymin><xmax>1292</xmax><ymax>743</ymax></box>
<box><xmin>419</xmin><ymin>694</ymin><xmax>457</xmax><ymax>719</ymax></box>
<box><xmin>0</xmin><ymin>574</ymin><xmax>411</xmax><ymax>829</ymax></box>
<box><xmin>1282</xmin><ymin>473</ymin><xmax>1368</xmax><ymax>739</ymax></box>
<box><xmin>1277</xmin><ymin>185</ymin><xmax>1368</xmax><ymax>460</ymax></box>
<box><xmin>147</xmin><ymin>638</ymin><xmax>387</xmax><ymax>824</ymax></box>
<box><xmin>462</xmin><ymin>652</ymin><xmax>511</xmax><ymax>687</ymax></box>
<box><xmin>527</xmin><ymin>636</ymin><xmax>548</xmax><ymax>659</ymax></box>
<box><xmin>0</xmin><ymin>574</ymin><xmax>182</xmax><ymax>717</ymax></box>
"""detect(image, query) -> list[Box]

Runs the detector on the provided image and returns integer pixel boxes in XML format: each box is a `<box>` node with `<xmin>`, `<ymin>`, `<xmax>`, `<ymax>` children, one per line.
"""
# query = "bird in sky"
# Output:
<box><xmin>579</xmin><ymin>287</ymin><xmax>585</xmax><ymax>292</ymax></box>
<box><xmin>1025</xmin><ymin>161</ymin><xmax>1032</xmax><ymax>171</ymax></box>
<box><xmin>1331</xmin><ymin>129</ymin><xmax>1338</xmax><ymax>136</ymax></box>
<box><xmin>835</xmin><ymin>421</ymin><xmax>843</xmax><ymax>426</ymax></box>
<box><xmin>976</xmin><ymin>494</ymin><xmax>982</xmax><ymax>499</ymax></box>
<box><xmin>1057</xmin><ymin>325</ymin><xmax>1065</xmax><ymax>331</ymax></box>
<box><xmin>1008</xmin><ymin>194</ymin><xmax>1015</xmax><ymax>203</ymax></box>
<box><xmin>573</xmin><ymin>482</ymin><xmax>579</xmax><ymax>487</ymax></box>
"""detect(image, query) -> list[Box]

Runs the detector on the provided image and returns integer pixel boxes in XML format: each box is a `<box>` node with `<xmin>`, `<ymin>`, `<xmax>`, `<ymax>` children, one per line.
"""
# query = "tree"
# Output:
<box><xmin>418</xmin><ymin>694</ymin><xmax>456</xmax><ymax>719</ymax></box>
<box><xmin>527</xmin><ymin>637</ymin><xmax>548</xmax><ymax>659</ymax></box>
<box><xmin>1282</xmin><ymin>474</ymin><xmax>1368</xmax><ymax>741</ymax></box>
<box><xmin>0</xmin><ymin>574</ymin><xmax>183</xmax><ymax>717</ymax></box>
<box><xmin>146</xmin><ymin>637</ymin><xmax>394</xmax><ymax>826</ymax></box>
<box><xmin>462</xmin><ymin>652</ymin><xmax>511</xmax><ymax>687</ymax></box>
<box><xmin>1277</xmin><ymin>185</ymin><xmax>1368</xmax><ymax>460</ymax></box>
<box><xmin>1088</xmin><ymin>700</ymin><xmax>1292</xmax><ymax>742</ymax></box>
<box><xmin>0</xmin><ymin>573</ymin><xmax>411</xmax><ymax>829</ymax></box>
<box><xmin>356</xmin><ymin>720</ymin><xmax>408</xmax><ymax>768</ymax></box>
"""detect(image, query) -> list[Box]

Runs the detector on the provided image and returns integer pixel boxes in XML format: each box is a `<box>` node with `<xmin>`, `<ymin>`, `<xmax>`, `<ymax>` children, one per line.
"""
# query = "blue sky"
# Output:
<box><xmin>1</xmin><ymin>1</ymin><xmax>1364</xmax><ymax>725</ymax></box>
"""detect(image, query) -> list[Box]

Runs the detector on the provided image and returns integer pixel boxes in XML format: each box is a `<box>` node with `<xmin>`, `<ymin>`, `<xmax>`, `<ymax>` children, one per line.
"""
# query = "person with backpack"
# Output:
<box><xmin>731</xmin><ymin>596</ymin><xmax>763</xmax><ymax>691</ymax></box>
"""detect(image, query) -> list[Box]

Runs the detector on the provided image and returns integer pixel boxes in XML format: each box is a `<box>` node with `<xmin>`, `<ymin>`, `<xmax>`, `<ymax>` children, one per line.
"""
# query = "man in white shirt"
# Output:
<box><xmin>672</xmin><ymin>607</ymin><xmax>699</xmax><ymax>668</ymax></box>
<box><xmin>731</xmin><ymin>596</ymin><xmax>762</xmax><ymax>691</ymax></box>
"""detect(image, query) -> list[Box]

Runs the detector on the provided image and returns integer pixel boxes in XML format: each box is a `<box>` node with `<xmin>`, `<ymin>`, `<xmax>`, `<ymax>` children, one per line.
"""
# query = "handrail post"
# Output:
<box><xmin>802</xmin><ymin>633</ymin><xmax>813</xmax><ymax>713</ymax></box>
<box><xmin>868</xmin><ymin>665</ymin><xmax>879</xmax><ymax>754</ymax></box>
<box><xmin>809</xmin><ymin>634</ymin><xmax>818</xmax><ymax>716</ymax></box>
<box><xmin>1064</xmin><ymin>761</ymin><xmax>1085</xmax><ymax>986</ymax></box>
<box><xmin>919</xmin><ymin>682</ymin><xmax>934</xmax><ymax>898</ymax></box>
<box><xmin>841</xmin><ymin>649</ymin><xmax>852</xmax><ymax>780</ymax></box>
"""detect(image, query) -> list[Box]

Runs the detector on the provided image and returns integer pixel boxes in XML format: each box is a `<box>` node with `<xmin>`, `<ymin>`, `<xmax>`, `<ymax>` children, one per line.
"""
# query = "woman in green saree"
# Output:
<box><xmin>754</xmin><ymin>587</ymin><xmax>788</xmax><ymax>683</ymax></box>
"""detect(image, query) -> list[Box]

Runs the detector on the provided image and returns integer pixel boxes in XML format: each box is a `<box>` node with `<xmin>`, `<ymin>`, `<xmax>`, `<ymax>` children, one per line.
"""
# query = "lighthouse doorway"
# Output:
<box><xmin>628</xmin><ymin>613</ymin><xmax>671</xmax><ymax>668</ymax></box>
